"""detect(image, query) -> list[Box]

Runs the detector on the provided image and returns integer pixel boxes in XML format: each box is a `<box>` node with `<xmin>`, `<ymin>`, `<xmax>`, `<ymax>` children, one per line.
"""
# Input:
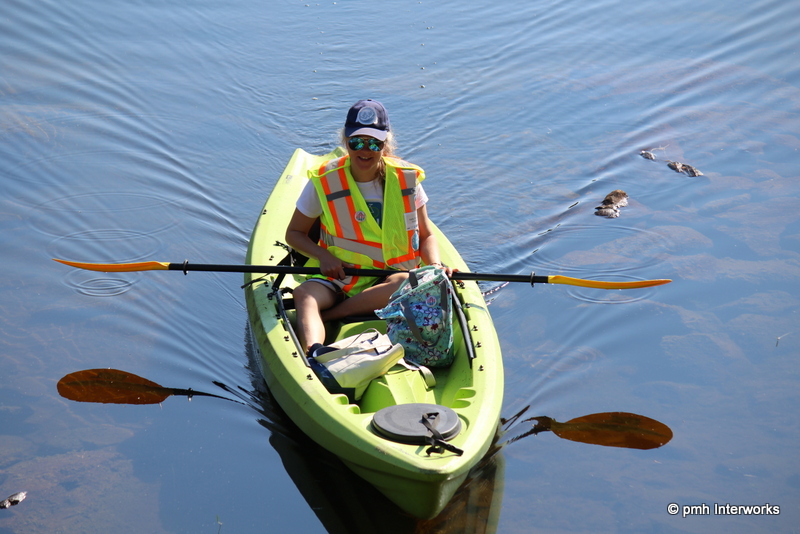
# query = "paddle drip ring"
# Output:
<box><xmin>182</xmin><ymin>260</ymin><xmax>189</xmax><ymax>275</ymax></box>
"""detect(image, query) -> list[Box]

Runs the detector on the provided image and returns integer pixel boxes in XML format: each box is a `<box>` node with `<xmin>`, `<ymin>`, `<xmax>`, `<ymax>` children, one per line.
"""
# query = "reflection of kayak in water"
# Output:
<box><xmin>244</xmin><ymin>148</ymin><xmax>505</xmax><ymax>519</ymax></box>
<box><xmin>259</xmin><ymin>380</ymin><xmax>506</xmax><ymax>534</ymax></box>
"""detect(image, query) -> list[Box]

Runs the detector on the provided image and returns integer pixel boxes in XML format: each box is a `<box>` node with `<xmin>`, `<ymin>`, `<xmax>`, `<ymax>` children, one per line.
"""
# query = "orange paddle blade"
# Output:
<box><xmin>547</xmin><ymin>275</ymin><xmax>671</xmax><ymax>290</ymax></box>
<box><xmin>53</xmin><ymin>259</ymin><xmax>170</xmax><ymax>272</ymax></box>
<box><xmin>551</xmin><ymin>412</ymin><xmax>673</xmax><ymax>450</ymax></box>
<box><xmin>57</xmin><ymin>369</ymin><xmax>172</xmax><ymax>405</ymax></box>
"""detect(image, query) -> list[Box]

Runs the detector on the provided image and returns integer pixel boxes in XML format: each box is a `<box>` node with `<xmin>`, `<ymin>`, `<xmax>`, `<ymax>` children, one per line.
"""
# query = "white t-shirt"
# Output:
<box><xmin>296</xmin><ymin>179</ymin><xmax>428</xmax><ymax>227</ymax></box>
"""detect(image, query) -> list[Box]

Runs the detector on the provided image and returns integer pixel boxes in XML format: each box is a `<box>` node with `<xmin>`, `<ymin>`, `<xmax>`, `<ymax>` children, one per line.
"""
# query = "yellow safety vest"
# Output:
<box><xmin>306</xmin><ymin>155</ymin><xmax>425</xmax><ymax>296</ymax></box>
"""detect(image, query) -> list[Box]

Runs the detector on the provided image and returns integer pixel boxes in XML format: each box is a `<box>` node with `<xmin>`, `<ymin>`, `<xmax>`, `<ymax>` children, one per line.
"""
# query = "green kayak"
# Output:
<box><xmin>244</xmin><ymin>148</ymin><xmax>504</xmax><ymax>519</ymax></box>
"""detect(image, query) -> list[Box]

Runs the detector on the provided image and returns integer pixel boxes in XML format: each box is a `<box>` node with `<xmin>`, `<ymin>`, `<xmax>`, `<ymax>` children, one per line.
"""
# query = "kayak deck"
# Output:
<box><xmin>244</xmin><ymin>148</ymin><xmax>504</xmax><ymax>518</ymax></box>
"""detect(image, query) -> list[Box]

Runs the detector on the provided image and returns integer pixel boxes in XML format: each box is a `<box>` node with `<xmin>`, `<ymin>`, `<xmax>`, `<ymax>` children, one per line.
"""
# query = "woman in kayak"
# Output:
<box><xmin>285</xmin><ymin>99</ymin><xmax>450</xmax><ymax>355</ymax></box>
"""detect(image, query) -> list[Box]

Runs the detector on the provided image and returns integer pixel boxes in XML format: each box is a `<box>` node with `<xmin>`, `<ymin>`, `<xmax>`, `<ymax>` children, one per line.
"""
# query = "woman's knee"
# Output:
<box><xmin>384</xmin><ymin>272</ymin><xmax>409</xmax><ymax>290</ymax></box>
<box><xmin>294</xmin><ymin>281</ymin><xmax>337</xmax><ymax>310</ymax></box>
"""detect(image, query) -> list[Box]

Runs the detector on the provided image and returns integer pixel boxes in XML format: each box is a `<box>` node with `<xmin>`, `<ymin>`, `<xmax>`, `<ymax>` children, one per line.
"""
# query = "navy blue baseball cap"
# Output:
<box><xmin>344</xmin><ymin>99</ymin><xmax>390</xmax><ymax>140</ymax></box>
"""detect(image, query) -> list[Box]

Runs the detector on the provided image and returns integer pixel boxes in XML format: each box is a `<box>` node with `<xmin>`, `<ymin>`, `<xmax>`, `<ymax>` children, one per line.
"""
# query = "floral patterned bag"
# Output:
<box><xmin>376</xmin><ymin>266</ymin><xmax>455</xmax><ymax>367</ymax></box>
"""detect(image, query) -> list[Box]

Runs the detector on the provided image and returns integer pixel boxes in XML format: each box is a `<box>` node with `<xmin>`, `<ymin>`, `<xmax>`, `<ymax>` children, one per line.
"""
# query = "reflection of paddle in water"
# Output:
<box><xmin>499</xmin><ymin>405</ymin><xmax>672</xmax><ymax>450</ymax></box>
<box><xmin>57</xmin><ymin>369</ymin><xmax>245</xmax><ymax>405</ymax></box>
<box><xmin>57</xmin><ymin>368</ymin><xmax>671</xmax><ymax>533</ymax></box>
<box><xmin>59</xmin><ymin>369</ymin><xmax>673</xmax><ymax>450</ymax></box>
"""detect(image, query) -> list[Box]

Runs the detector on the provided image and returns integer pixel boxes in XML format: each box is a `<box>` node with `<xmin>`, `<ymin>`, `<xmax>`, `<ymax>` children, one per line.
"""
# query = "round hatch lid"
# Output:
<box><xmin>372</xmin><ymin>403</ymin><xmax>462</xmax><ymax>444</ymax></box>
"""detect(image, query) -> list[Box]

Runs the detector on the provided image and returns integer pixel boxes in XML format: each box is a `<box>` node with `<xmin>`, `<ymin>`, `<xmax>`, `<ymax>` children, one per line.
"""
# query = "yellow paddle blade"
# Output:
<box><xmin>53</xmin><ymin>258</ymin><xmax>171</xmax><ymax>272</ymax></box>
<box><xmin>547</xmin><ymin>275</ymin><xmax>671</xmax><ymax>290</ymax></box>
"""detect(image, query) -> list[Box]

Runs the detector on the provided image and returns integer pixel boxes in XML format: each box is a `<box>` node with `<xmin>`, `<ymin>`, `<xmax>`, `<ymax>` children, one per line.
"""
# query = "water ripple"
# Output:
<box><xmin>563</xmin><ymin>274</ymin><xmax>663</xmax><ymax>304</ymax></box>
<box><xmin>49</xmin><ymin>229</ymin><xmax>163</xmax><ymax>264</ymax></box>
<box><xmin>30</xmin><ymin>192</ymin><xmax>179</xmax><ymax>238</ymax></box>
<box><xmin>63</xmin><ymin>270</ymin><xmax>139</xmax><ymax>297</ymax></box>
<box><xmin>524</xmin><ymin>224</ymin><xmax>673</xmax><ymax>273</ymax></box>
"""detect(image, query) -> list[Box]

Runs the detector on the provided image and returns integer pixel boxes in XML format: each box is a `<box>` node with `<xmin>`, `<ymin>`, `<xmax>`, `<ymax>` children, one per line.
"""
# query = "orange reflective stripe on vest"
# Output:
<box><xmin>385</xmin><ymin>166</ymin><xmax>420</xmax><ymax>269</ymax></box>
<box><xmin>318</xmin><ymin>225</ymin><xmax>385</xmax><ymax>266</ymax></box>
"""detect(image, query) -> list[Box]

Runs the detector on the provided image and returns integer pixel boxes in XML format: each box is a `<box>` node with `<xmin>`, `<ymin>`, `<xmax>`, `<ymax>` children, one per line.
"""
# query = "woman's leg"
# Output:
<box><xmin>293</xmin><ymin>281</ymin><xmax>339</xmax><ymax>352</ymax></box>
<box><xmin>321</xmin><ymin>272</ymin><xmax>408</xmax><ymax>322</ymax></box>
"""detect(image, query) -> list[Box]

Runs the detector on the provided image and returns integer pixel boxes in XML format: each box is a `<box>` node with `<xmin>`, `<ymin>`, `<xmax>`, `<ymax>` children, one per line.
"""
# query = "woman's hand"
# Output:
<box><xmin>429</xmin><ymin>261</ymin><xmax>457</xmax><ymax>278</ymax></box>
<box><xmin>286</xmin><ymin>209</ymin><xmax>348</xmax><ymax>279</ymax></box>
<box><xmin>318</xmin><ymin>250</ymin><xmax>348</xmax><ymax>280</ymax></box>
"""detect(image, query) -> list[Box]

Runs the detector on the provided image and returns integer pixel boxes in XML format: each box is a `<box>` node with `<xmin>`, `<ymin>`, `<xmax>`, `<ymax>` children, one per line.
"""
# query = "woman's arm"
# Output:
<box><xmin>285</xmin><ymin>209</ymin><xmax>346</xmax><ymax>279</ymax></box>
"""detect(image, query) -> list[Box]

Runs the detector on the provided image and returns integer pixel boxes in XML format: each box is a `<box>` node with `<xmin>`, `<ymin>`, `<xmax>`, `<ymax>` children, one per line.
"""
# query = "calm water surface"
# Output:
<box><xmin>1</xmin><ymin>0</ymin><xmax>798</xmax><ymax>532</ymax></box>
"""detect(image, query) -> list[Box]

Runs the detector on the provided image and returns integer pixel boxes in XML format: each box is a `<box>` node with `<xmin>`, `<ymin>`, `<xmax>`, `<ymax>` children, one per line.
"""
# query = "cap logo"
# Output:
<box><xmin>356</xmin><ymin>107</ymin><xmax>378</xmax><ymax>125</ymax></box>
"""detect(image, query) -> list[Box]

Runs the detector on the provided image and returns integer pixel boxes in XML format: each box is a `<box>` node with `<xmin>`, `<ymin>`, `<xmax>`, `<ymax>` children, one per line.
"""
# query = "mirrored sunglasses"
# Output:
<box><xmin>347</xmin><ymin>137</ymin><xmax>384</xmax><ymax>152</ymax></box>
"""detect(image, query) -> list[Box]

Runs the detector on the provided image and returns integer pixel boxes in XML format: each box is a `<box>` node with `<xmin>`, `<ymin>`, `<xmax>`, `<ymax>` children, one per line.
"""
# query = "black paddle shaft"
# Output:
<box><xmin>169</xmin><ymin>262</ymin><xmax>544</xmax><ymax>285</ymax></box>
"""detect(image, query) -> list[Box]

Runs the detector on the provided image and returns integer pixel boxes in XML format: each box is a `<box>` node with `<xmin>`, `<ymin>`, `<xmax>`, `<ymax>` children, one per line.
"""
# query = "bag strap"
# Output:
<box><xmin>313</xmin><ymin>345</ymin><xmax>364</xmax><ymax>364</ymax></box>
<box><xmin>398</xmin><ymin>358</ymin><xmax>436</xmax><ymax>388</ymax></box>
<box><xmin>316</xmin><ymin>329</ymin><xmax>386</xmax><ymax>364</ymax></box>
<box><xmin>399</xmin><ymin>303</ymin><xmax>428</xmax><ymax>346</ymax></box>
<box><xmin>397</xmin><ymin>278</ymin><xmax>452</xmax><ymax>347</ymax></box>
<box><xmin>332</xmin><ymin>329</ymin><xmax>380</xmax><ymax>350</ymax></box>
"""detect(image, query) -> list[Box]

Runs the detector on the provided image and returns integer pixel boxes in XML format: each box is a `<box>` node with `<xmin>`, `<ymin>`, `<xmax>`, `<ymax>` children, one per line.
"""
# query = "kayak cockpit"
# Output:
<box><xmin>265</xmin><ymin>277</ymin><xmax>478</xmax><ymax>419</ymax></box>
